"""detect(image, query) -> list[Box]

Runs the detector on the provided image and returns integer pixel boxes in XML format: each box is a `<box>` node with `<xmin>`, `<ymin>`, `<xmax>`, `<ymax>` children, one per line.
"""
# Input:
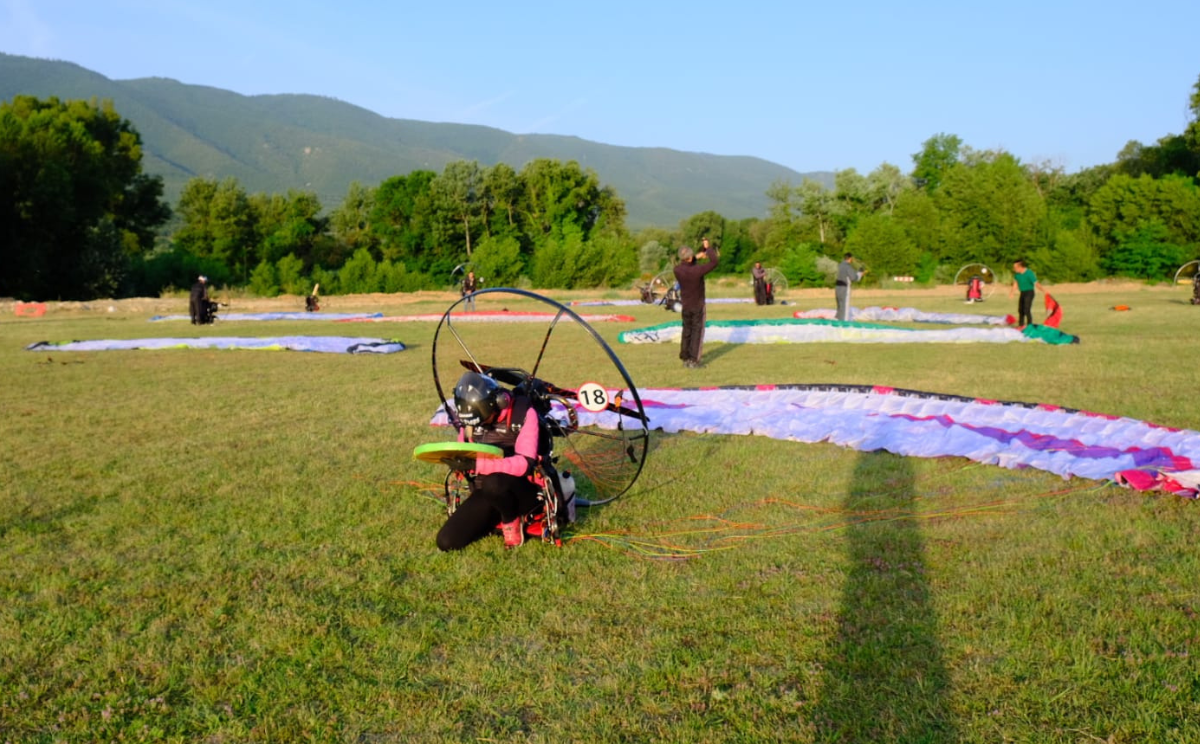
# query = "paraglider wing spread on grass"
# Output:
<box><xmin>435</xmin><ymin>384</ymin><xmax>1198</xmax><ymax>499</ymax></box>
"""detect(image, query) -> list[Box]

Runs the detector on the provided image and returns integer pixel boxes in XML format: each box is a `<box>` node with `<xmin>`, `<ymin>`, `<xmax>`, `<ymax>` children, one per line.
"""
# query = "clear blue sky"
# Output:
<box><xmin>3</xmin><ymin>0</ymin><xmax>1197</xmax><ymax>176</ymax></box>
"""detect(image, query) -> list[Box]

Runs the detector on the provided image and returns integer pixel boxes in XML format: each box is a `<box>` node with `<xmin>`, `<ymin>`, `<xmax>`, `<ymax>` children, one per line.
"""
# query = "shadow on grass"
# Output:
<box><xmin>697</xmin><ymin>340</ymin><xmax>739</xmax><ymax>366</ymax></box>
<box><xmin>0</xmin><ymin>495</ymin><xmax>99</xmax><ymax>539</ymax></box>
<box><xmin>813</xmin><ymin>450</ymin><xmax>957</xmax><ymax>742</ymax></box>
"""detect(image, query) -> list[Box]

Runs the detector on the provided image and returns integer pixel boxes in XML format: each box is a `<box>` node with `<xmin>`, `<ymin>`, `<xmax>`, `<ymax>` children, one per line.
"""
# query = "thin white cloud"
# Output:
<box><xmin>524</xmin><ymin>97</ymin><xmax>588</xmax><ymax>134</ymax></box>
<box><xmin>456</xmin><ymin>90</ymin><xmax>516</xmax><ymax>120</ymax></box>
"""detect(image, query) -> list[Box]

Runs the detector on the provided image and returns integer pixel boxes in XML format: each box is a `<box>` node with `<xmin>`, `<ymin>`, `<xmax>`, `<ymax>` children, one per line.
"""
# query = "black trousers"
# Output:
<box><xmin>679</xmin><ymin>307</ymin><xmax>705</xmax><ymax>363</ymax></box>
<box><xmin>436</xmin><ymin>473</ymin><xmax>541</xmax><ymax>551</ymax></box>
<box><xmin>1017</xmin><ymin>290</ymin><xmax>1035</xmax><ymax>327</ymax></box>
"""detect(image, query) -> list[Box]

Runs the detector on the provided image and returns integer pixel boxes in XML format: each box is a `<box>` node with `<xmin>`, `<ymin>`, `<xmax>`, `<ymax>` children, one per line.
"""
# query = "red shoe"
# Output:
<box><xmin>500</xmin><ymin>519</ymin><xmax>524</xmax><ymax>548</ymax></box>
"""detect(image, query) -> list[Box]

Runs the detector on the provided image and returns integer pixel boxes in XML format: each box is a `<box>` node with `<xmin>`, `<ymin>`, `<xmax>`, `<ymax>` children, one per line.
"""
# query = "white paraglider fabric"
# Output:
<box><xmin>441</xmin><ymin>385</ymin><xmax>1199</xmax><ymax>498</ymax></box>
<box><xmin>793</xmin><ymin>306</ymin><xmax>1009</xmax><ymax>325</ymax></box>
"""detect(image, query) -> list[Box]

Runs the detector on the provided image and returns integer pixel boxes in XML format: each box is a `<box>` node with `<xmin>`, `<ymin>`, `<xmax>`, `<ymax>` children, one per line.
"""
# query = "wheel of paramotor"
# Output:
<box><xmin>431</xmin><ymin>288</ymin><xmax>651</xmax><ymax>506</ymax></box>
<box><xmin>953</xmin><ymin>262</ymin><xmax>997</xmax><ymax>299</ymax></box>
<box><xmin>651</xmin><ymin>269</ymin><xmax>674</xmax><ymax>294</ymax></box>
<box><xmin>1173</xmin><ymin>259</ymin><xmax>1199</xmax><ymax>285</ymax></box>
<box><xmin>635</xmin><ymin>271</ymin><xmax>674</xmax><ymax>304</ymax></box>
<box><xmin>649</xmin><ymin>269</ymin><xmax>683</xmax><ymax>312</ymax></box>
<box><xmin>764</xmin><ymin>268</ymin><xmax>788</xmax><ymax>298</ymax></box>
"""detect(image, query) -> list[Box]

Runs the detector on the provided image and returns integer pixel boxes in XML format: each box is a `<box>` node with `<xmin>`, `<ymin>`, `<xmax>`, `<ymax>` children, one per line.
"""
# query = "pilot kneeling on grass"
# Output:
<box><xmin>436</xmin><ymin>372</ymin><xmax>551</xmax><ymax>551</ymax></box>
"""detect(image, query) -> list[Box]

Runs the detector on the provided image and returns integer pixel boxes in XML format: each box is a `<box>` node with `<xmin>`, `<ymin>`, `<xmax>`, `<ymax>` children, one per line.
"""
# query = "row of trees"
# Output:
<box><xmin>4</xmin><ymin>76</ymin><xmax>1200</xmax><ymax>301</ymax></box>
<box><xmin>758</xmin><ymin>141</ymin><xmax>1200</xmax><ymax>286</ymax></box>
<box><xmin>170</xmin><ymin>156</ymin><xmax>633</xmax><ymax>296</ymax></box>
<box><xmin>767</xmin><ymin>76</ymin><xmax>1200</xmax><ymax>285</ymax></box>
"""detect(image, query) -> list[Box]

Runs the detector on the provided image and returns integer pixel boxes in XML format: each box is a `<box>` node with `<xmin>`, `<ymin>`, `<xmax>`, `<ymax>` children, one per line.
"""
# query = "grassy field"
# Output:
<box><xmin>2</xmin><ymin>281</ymin><xmax>1198</xmax><ymax>743</ymax></box>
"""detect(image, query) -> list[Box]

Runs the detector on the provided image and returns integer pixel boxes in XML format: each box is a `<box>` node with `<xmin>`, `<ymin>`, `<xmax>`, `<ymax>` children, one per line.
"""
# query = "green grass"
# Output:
<box><xmin>2</xmin><ymin>284</ymin><xmax>1198</xmax><ymax>742</ymax></box>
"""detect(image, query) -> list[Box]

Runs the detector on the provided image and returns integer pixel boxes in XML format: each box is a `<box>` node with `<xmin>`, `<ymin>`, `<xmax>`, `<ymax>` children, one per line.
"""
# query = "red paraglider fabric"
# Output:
<box><xmin>1043</xmin><ymin>293</ymin><xmax>1063</xmax><ymax>328</ymax></box>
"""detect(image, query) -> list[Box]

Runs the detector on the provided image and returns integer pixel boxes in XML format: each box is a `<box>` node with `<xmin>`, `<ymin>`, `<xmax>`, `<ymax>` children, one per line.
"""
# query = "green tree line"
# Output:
<box><xmin>168</xmin><ymin>155</ymin><xmax>635</xmax><ymax>298</ymax></box>
<box><xmin>759</xmin><ymin>123</ymin><xmax>1200</xmax><ymax>286</ymax></box>
<box><xmin>3</xmin><ymin>76</ymin><xmax>1200</xmax><ymax>301</ymax></box>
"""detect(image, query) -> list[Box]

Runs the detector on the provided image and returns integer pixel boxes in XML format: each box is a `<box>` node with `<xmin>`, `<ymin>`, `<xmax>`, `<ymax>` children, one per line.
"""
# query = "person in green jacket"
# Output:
<box><xmin>1008</xmin><ymin>260</ymin><xmax>1046</xmax><ymax>327</ymax></box>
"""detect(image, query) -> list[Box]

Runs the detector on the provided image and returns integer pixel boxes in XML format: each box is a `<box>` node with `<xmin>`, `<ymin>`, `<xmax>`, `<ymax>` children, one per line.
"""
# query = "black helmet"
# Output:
<box><xmin>454</xmin><ymin>371</ymin><xmax>509</xmax><ymax>426</ymax></box>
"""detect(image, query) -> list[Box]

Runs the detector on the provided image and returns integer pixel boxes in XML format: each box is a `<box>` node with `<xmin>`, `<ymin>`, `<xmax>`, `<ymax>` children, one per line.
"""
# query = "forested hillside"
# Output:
<box><xmin>3</xmin><ymin>57</ymin><xmax>1198</xmax><ymax>303</ymax></box>
<box><xmin>0</xmin><ymin>53</ymin><xmax>823</xmax><ymax>228</ymax></box>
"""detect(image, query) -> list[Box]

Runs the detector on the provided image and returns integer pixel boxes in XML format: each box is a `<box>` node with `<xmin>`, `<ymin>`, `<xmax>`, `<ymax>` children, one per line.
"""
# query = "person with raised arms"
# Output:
<box><xmin>673</xmin><ymin>237</ymin><xmax>720</xmax><ymax>368</ymax></box>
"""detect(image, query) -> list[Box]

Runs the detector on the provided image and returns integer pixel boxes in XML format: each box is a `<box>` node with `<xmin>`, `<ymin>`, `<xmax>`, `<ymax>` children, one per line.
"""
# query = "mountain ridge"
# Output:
<box><xmin>0</xmin><ymin>53</ymin><xmax>833</xmax><ymax>227</ymax></box>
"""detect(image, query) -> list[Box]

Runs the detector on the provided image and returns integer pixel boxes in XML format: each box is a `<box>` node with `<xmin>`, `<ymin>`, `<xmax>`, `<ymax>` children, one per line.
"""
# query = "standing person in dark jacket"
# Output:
<box><xmin>189</xmin><ymin>275</ymin><xmax>210</xmax><ymax>325</ymax></box>
<box><xmin>835</xmin><ymin>254</ymin><xmax>865</xmax><ymax>321</ymax></box>
<box><xmin>461</xmin><ymin>271</ymin><xmax>479</xmax><ymax>311</ymax></box>
<box><xmin>673</xmin><ymin>238</ymin><xmax>720</xmax><ymax>368</ymax></box>
<box><xmin>752</xmin><ymin>262</ymin><xmax>768</xmax><ymax>305</ymax></box>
